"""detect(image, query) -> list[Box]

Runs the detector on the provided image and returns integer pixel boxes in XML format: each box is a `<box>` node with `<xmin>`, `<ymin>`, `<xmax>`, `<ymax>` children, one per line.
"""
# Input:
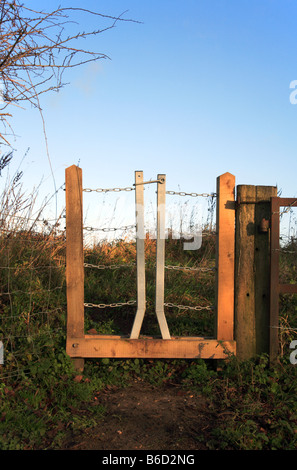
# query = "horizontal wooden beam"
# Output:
<box><xmin>67</xmin><ymin>336</ymin><xmax>236</xmax><ymax>359</ymax></box>
<box><xmin>279</xmin><ymin>284</ymin><xmax>297</xmax><ymax>294</ymax></box>
<box><xmin>272</xmin><ymin>197</ymin><xmax>297</xmax><ymax>208</ymax></box>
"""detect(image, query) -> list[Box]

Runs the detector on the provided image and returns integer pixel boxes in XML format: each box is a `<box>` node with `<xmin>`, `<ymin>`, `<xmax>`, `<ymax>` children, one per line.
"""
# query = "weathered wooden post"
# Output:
<box><xmin>65</xmin><ymin>165</ymin><xmax>85</xmax><ymax>371</ymax></box>
<box><xmin>235</xmin><ymin>185</ymin><xmax>277</xmax><ymax>360</ymax></box>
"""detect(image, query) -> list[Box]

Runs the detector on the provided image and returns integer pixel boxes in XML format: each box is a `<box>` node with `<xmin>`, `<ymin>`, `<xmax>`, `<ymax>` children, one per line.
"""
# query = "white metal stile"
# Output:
<box><xmin>155</xmin><ymin>174</ymin><xmax>171</xmax><ymax>339</ymax></box>
<box><xmin>130</xmin><ymin>171</ymin><xmax>146</xmax><ymax>339</ymax></box>
<box><xmin>130</xmin><ymin>172</ymin><xmax>171</xmax><ymax>340</ymax></box>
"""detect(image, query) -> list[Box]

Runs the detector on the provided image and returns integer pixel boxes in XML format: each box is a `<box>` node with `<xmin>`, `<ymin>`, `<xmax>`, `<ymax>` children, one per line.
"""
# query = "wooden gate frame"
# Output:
<box><xmin>65</xmin><ymin>165</ymin><xmax>236</xmax><ymax>368</ymax></box>
<box><xmin>270</xmin><ymin>197</ymin><xmax>297</xmax><ymax>361</ymax></box>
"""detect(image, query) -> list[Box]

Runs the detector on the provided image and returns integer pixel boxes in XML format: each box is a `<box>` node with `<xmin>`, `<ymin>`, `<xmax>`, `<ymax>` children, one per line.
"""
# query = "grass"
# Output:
<box><xmin>0</xmin><ymin>154</ymin><xmax>297</xmax><ymax>450</ymax></box>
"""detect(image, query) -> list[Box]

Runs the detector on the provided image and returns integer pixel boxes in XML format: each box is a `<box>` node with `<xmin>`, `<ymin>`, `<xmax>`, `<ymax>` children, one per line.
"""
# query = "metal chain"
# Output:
<box><xmin>165</xmin><ymin>264</ymin><xmax>215</xmax><ymax>272</ymax></box>
<box><xmin>83</xmin><ymin>224</ymin><xmax>136</xmax><ymax>232</ymax></box>
<box><xmin>85</xmin><ymin>300</ymin><xmax>213</xmax><ymax>311</ymax></box>
<box><xmin>84</xmin><ymin>300</ymin><xmax>136</xmax><ymax>309</ymax></box>
<box><xmin>84</xmin><ymin>262</ymin><xmax>213</xmax><ymax>271</ymax></box>
<box><xmin>164</xmin><ymin>302</ymin><xmax>214</xmax><ymax>311</ymax></box>
<box><xmin>83</xmin><ymin>184</ymin><xmax>216</xmax><ymax>198</ymax></box>
<box><xmin>83</xmin><ymin>187</ymin><xmax>134</xmax><ymax>193</ymax></box>
<box><xmin>166</xmin><ymin>191</ymin><xmax>216</xmax><ymax>198</ymax></box>
<box><xmin>84</xmin><ymin>262</ymin><xmax>136</xmax><ymax>270</ymax></box>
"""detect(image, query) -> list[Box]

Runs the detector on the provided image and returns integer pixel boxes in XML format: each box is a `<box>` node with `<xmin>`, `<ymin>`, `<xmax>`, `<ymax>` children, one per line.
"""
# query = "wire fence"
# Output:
<box><xmin>1</xmin><ymin>172</ymin><xmax>296</xmax><ymax>381</ymax></box>
<box><xmin>0</xmin><ymin>174</ymin><xmax>67</xmax><ymax>382</ymax></box>
<box><xmin>0</xmin><ymin>177</ymin><xmax>219</xmax><ymax>381</ymax></box>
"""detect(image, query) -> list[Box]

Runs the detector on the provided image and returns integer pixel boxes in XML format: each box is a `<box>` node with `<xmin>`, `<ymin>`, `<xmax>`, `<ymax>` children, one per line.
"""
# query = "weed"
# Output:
<box><xmin>0</xmin><ymin>157</ymin><xmax>297</xmax><ymax>449</ymax></box>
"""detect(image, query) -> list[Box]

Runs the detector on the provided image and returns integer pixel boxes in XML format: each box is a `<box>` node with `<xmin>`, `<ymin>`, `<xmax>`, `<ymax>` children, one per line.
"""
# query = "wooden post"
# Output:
<box><xmin>235</xmin><ymin>185</ymin><xmax>277</xmax><ymax>360</ymax></box>
<box><xmin>215</xmin><ymin>173</ymin><xmax>236</xmax><ymax>341</ymax></box>
<box><xmin>66</xmin><ymin>165</ymin><xmax>85</xmax><ymax>371</ymax></box>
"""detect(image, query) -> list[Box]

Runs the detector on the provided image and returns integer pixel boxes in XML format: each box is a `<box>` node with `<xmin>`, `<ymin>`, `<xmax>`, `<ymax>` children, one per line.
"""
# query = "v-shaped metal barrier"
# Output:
<box><xmin>130</xmin><ymin>171</ymin><xmax>170</xmax><ymax>340</ymax></box>
<box><xmin>65</xmin><ymin>165</ymin><xmax>236</xmax><ymax>369</ymax></box>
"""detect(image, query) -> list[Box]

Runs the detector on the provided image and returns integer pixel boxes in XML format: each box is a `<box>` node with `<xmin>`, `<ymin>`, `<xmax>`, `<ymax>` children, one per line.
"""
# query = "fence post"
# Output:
<box><xmin>65</xmin><ymin>165</ymin><xmax>85</xmax><ymax>371</ymax></box>
<box><xmin>235</xmin><ymin>185</ymin><xmax>277</xmax><ymax>360</ymax></box>
<box><xmin>215</xmin><ymin>172</ymin><xmax>236</xmax><ymax>341</ymax></box>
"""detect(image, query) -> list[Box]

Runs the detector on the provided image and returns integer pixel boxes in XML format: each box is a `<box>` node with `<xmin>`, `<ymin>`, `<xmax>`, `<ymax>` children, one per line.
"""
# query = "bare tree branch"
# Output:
<box><xmin>0</xmin><ymin>0</ymin><xmax>139</xmax><ymax>146</ymax></box>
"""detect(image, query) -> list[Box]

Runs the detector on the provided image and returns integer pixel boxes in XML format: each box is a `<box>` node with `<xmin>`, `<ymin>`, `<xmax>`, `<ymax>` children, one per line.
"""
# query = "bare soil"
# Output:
<box><xmin>62</xmin><ymin>381</ymin><xmax>217</xmax><ymax>451</ymax></box>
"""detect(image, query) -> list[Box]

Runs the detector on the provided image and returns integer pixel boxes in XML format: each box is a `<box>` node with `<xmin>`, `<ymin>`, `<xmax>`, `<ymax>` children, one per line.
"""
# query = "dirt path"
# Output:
<box><xmin>63</xmin><ymin>382</ymin><xmax>216</xmax><ymax>451</ymax></box>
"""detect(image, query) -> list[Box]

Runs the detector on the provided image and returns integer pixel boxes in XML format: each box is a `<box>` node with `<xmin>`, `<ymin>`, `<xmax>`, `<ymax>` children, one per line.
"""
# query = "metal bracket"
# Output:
<box><xmin>133</xmin><ymin>178</ymin><xmax>165</xmax><ymax>186</ymax></box>
<box><xmin>236</xmin><ymin>197</ymin><xmax>272</xmax><ymax>207</ymax></box>
<box><xmin>259</xmin><ymin>218</ymin><xmax>270</xmax><ymax>233</ymax></box>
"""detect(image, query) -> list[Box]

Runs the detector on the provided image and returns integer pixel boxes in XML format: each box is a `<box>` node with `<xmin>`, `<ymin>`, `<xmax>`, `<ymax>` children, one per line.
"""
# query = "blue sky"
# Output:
<box><xmin>3</xmin><ymin>0</ymin><xmax>297</xmax><ymax>232</ymax></box>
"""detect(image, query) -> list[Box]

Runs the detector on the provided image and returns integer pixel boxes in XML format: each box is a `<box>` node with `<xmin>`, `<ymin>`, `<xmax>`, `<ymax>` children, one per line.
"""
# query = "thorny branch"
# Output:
<box><xmin>0</xmin><ymin>0</ymin><xmax>139</xmax><ymax>145</ymax></box>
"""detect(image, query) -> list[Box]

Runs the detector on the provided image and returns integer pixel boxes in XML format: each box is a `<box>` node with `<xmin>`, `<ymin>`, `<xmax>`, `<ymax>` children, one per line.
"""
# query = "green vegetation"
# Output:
<box><xmin>0</xmin><ymin>156</ymin><xmax>297</xmax><ymax>450</ymax></box>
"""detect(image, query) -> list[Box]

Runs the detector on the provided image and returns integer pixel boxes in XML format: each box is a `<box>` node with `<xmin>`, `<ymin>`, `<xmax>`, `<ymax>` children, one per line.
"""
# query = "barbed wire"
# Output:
<box><xmin>0</xmin><ymin>265</ymin><xmax>63</xmax><ymax>270</ymax></box>
<box><xmin>1</xmin><ymin>327</ymin><xmax>64</xmax><ymax>342</ymax></box>
<box><xmin>0</xmin><ymin>306</ymin><xmax>64</xmax><ymax>320</ymax></box>
<box><xmin>0</xmin><ymin>226</ymin><xmax>65</xmax><ymax>235</ymax></box>
<box><xmin>0</xmin><ymin>286</ymin><xmax>64</xmax><ymax>297</ymax></box>
<box><xmin>280</xmin><ymin>233</ymin><xmax>297</xmax><ymax>240</ymax></box>
<box><xmin>0</xmin><ymin>215</ymin><xmax>64</xmax><ymax>224</ymax></box>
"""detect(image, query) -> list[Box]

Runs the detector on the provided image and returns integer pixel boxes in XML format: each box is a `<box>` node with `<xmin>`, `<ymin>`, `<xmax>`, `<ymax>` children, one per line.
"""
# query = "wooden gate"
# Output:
<box><xmin>65</xmin><ymin>165</ymin><xmax>236</xmax><ymax>370</ymax></box>
<box><xmin>270</xmin><ymin>197</ymin><xmax>297</xmax><ymax>361</ymax></box>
